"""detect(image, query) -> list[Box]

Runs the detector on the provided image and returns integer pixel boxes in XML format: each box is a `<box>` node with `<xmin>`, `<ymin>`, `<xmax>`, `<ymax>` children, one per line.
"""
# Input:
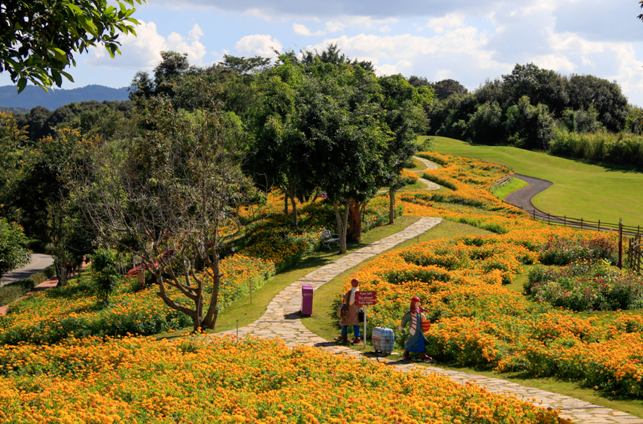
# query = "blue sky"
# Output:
<box><xmin>4</xmin><ymin>0</ymin><xmax>643</xmax><ymax>105</ymax></box>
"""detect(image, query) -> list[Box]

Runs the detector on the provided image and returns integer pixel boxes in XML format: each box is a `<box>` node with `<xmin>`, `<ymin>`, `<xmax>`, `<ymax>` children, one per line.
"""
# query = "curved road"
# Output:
<box><xmin>504</xmin><ymin>174</ymin><xmax>553</xmax><ymax>213</ymax></box>
<box><xmin>0</xmin><ymin>253</ymin><xmax>54</xmax><ymax>288</ymax></box>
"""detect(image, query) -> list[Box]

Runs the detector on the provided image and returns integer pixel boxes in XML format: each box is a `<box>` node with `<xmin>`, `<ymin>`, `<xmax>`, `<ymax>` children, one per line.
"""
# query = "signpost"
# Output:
<box><xmin>355</xmin><ymin>291</ymin><xmax>378</xmax><ymax>348</ymax></box>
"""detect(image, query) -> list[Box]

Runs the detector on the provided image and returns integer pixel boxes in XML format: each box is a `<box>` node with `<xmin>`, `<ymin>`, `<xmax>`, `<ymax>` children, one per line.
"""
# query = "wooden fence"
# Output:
<box><xmin>517</xmin><ymin>207</ymin><xmax>643</xmax><ymax>236</ymax></box>
<box><xmin>491</xmin><ymin>173</ymin><xmax>514</xmax><ymax>191</ymax></box>
<box><xmin>629</xmin><ymin>236</ymin><xmax>643</xmax><ymax>275</ymax></box>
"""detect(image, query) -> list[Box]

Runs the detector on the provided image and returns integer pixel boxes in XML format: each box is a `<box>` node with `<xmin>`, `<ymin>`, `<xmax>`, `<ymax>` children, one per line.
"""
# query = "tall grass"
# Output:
<box><xmin>549</xmin><ymin>130</ymin><xmax>643</xmax><ymax>168</ymax></box>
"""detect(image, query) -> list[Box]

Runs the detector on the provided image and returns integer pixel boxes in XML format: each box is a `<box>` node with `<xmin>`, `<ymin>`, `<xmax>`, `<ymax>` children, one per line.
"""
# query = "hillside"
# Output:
<box><xmin>0</xmin><ymin>84</ymin><xmax>130</xmax><ymax>111</ymax></box>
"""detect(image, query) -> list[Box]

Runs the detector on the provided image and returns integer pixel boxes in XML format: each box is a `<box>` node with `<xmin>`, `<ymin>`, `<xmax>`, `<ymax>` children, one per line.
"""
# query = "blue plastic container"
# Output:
<box><xmin>372</xmin><ymin>327</ymin><xmax>395</xmax><ymax>355</ymax></box>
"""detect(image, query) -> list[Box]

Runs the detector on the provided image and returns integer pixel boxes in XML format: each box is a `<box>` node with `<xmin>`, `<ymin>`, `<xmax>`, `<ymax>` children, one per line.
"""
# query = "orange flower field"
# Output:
<box><xmin>340</xmin><ymin>153</ymin><xmax>639</xmax><ymax>397</ymax></box>
<box><xmin>0</xmin><ymin>150</ymin><xmax>635</xmax><ymax>421</ymax></box>
<box><xmin>0</xmin><ymin>335</ymin><xmax>565</xmax><ymax>424</ymax></box>
<box><xmin>0</xmin><ymin>254</ymin><xmax>275</xmax><ymax>344</ymax></box>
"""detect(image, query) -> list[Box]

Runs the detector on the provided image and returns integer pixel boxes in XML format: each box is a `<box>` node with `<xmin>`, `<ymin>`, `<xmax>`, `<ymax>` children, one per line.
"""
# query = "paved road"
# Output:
<box><xmin>504</xmin><ymin>173</ymin><xmax>553</xmax><ymax>213</ymax></box>
<box><xmin>0</xmin><ymin>253</ymin><xmax>54</xmax><ymax>287</ymax></box>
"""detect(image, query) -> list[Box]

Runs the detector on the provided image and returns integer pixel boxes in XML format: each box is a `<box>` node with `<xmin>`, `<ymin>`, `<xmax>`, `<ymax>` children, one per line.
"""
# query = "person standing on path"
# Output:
<box><xmin>336</xmin><ymin>278</ymin><xmax>362</xmax><ymax>345</ymax></box>
<box><xmin>399</xmin><ymin>296</ymin><xmax>435</xmax><ymax>362</ymax></box>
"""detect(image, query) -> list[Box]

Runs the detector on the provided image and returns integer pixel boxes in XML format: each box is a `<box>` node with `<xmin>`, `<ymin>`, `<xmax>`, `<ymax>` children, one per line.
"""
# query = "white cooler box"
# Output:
<box><xmin>372</xmin><ymin>327</ymin><xmax>395</xmax><ymax>355</ymax></box>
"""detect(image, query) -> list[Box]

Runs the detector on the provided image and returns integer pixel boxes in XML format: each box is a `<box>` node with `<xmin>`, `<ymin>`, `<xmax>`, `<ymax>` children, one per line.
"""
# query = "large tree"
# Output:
<box><xmin>72</xmin><ymin>94</ymin><xmax>254</xmax><ymax>331</ymax></box>
<box><xmin>378</xmin><ymin>74</ymin><xmax>432</xmax><ymax>225</ymax></box>
<box><xmin>1</xmin><ymin>0</ymin><xmax>145</xmax><ymax>92</ymax></box>
<box><xmin>300</xmin><ymin>62</ymin><xmax>390</xmax><ymax>251</ymax></box>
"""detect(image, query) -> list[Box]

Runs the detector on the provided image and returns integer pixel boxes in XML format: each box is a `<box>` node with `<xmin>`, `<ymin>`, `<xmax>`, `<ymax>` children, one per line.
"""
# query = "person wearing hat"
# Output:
<box><xmin>398</xmin><ymin>296</ymin><xmax>435</xmax><ymax>362</ymax></box>
<box><xmin>335</xmin><ymin>278</ymin><xmax>362</xmax><ymax>344</ymax></box>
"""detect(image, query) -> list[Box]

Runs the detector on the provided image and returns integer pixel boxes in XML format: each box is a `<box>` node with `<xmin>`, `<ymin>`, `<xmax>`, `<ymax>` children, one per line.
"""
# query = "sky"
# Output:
<box><xmin>4</xmin><ymin>0</ymin><xmax>643</xmax><ymax>105</ymax></box>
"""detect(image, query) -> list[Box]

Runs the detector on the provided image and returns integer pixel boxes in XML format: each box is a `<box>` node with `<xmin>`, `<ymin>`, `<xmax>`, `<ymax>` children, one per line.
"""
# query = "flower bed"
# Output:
<box><xmin>0</xmin><ymin>254</ymin><xmax>275</xmax><ymax>345</ymax></box>
<box><xmin>0</xmin><ymin>335</ymin><xmax>565</xmax><ymax>423</ymax></box>
<box><xmin>527</xmin><ymin>260</ymin><xmax>643</xmax><ymax>311</ymax></box>
<box><xmin>339</xmin><ymin>224</ymin><xmax>640</xmax><ymax>396</ymax></box>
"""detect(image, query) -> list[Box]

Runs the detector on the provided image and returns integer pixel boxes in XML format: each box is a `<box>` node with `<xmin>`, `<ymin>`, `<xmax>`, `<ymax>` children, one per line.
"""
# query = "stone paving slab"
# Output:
<box><xmin>215</xmin><ymin>216</ymin><xmax>640</xmax><ymax>423</ymax></box>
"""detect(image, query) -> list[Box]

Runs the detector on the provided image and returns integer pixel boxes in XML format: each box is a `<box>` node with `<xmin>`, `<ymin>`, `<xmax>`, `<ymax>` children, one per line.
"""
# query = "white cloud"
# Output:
<box><xmin>85</xmin><ymin>22</ymin><xmax>206</xmax><ymax>70</ymax></box>
<box><xmin>325</xmin><ymin>21</ymin><xmax>347</xmax><ymax>33</ymax></box>
<box><xmin>530</xmin><ymin>54</ymin><xmax>576</xmax><ymax>73</ymax></box>
<box><xmin>235</xmin><ymin>34</ymin><xmax>283</xmax><ymax>58</ymax></box>
<box><xmin>379</xmin><ymin>26</ymin><xmax>392</xmax><ymax>33</ymax></box>
<box><xmin>376</xmin><ymin>60</ymin><xmax>412</xmax><ymax>75</ymax></box>
<box><xmin>325</xmin><ymin>27</ymin><xmax>507</xmax><ymax>71</ymax></box>
<box><xmin>426</xmin><ymin>13</ymin><xmax>465</xmax><ymax>33</ymax></box>
<box><xmin>166</xmin><ymin>24</ymin><xmax>207</xmax><ymax>65</ymax></box>
<box><xmin>293</xmin><ymin>23</ymin><xmax>325</xmax><ymax>36</ymax></box>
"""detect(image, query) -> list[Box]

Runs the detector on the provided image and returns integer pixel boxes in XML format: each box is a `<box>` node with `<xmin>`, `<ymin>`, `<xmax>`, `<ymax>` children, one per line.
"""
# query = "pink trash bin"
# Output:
<box><xmin>301</xmin><ymin>284</ymin><xmax>313</xmax><ymax>316</ymax></box>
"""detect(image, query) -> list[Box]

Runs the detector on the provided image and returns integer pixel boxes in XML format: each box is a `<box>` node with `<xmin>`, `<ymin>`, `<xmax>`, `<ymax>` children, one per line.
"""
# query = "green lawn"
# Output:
<box><xmin>407</xmin><ymin>157</ymin><xmax>426</xmax><ymax>172</ymax></box>
<box><xmin>429</xmin><ymin>136</ymin><xmax>643</xmax><ymax>226</ymax></box>
<box><xmin>154</xmin><ymin>216</ymin><xmax>422</xmax><ymax>339</ymax></box>
<box><xmin>491</xmin><ymin>177</ymin><xmax>528</xmax><ymax>201</ymax></box>
<box><xmin>300</xmin><ymin>220</ymin><xmax>493</xmax><ymax>353</ymax></box>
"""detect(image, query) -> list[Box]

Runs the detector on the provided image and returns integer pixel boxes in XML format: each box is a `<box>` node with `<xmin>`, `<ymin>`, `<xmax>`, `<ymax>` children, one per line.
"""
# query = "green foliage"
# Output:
<box><xmin>0</xmin><ymin>218</ymin><xmax>30</xmax><ymax>279</ymax></box>
<box><xmin>90</xmin><ymin>248</ymin><xmax>122</xmax><ymax>304</ymax></box>
<box><xmin>549</xmin><ymin>130</ymin><xmax>643</xmax><ymax>168</ymax></box>
<box><xmin>505</xmin><ymin>96</ymin><xmax>556</xmax><ymax>150</ymax></box>
<box><xmin>0</xmin><ymin>0</ymin><xmax>145</xmax><ymax>92</ymax></box>
<box><xmin>467</xmin><ymin>101</ymin><xmax>504</xmax><ymax>144</ymax></box>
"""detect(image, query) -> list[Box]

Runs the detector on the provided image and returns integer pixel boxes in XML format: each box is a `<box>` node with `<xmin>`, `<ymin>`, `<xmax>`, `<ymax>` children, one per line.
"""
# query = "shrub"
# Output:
<box><xmin>528</xmin><ymin>260</ymin><xmax>643</xmax><ymax>311</ymax></box>
<box><xmin>539</xmin><ymin>233</ymin><xmax>617</xmax><ymax>265</ymax></box>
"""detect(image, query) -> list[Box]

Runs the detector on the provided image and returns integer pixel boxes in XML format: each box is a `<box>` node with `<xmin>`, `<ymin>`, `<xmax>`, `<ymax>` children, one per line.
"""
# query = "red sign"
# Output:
<box><xmin>355</xmin><ymin>291</ymin><xmax>378</xmax><ymax>306</ymax></box>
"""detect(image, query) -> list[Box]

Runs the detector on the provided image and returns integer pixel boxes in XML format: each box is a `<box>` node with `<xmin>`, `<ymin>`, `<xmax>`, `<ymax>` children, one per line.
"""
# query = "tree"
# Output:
<box><xmin>505</xmin><ymin>96</ymin><xmax>556</xmax><ymax>150</ymax></box>
<box><xmin>378</xmin><ymin>75</ymin><xmax>432</xmax><ymax>225</ymax></box>
<box><xmin>467</xmin><ymin>101</ymin><xmax>504</xmax><ymax>144</ymax></box>
<box><xmin>0</xmin><ymin>218</ymin><xmax>30</xmax><ymax>281</ymax></box>
<box><xmin>248</xmin><ymin>61</ymin><xmax>312</xmax><ymax>229</ymax></box>
<box><xmin>431</xmin><ymin>79</ymin><xmax>468</xmax><ymax>100</ymax></box>
<box><xmin>1</xmin><ymin>0</ymin><xmax>145</xmax><ymax>92</ymax></box>
<box><xmin>502</xmin><ymin>63</ymin><xmax>569</xmax><ymax>115</ymax></box>
<box><xmin>300</xmin><ymin>64</ymin><xmax>389</xmax><ymax>252</ymax></box>
<box><xmin>72</xmin><ymin>94</ymin><xmax>254</xmax><ymax>331</ymax></box>
<box><xmin>568</xmin><ymin>74</ymin><xmax>628</xmax><ymax>132</ymax></box>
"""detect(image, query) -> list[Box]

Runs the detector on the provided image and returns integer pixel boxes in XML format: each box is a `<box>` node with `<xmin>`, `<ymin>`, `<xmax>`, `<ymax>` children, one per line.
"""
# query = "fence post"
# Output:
<box><xmin>547</xmin><ymin>212</ymin><xmax>550</xmax><ymax>224</ymax></box>
<box><xmin>598</xmin><ymin>220</ymin><xmax>600</xmax><ymax>232</ymax></box>
<box><xmin>563</xmin><ymin>216</ymin><xmax>566</xmax><ymax>227</ymax></box>
<box><xmin>618</xmin><ymin>218</ymin><xmax>623</xmax><ymax>269</ymax></box>
<box><xmin>581</xmin><ymin>218</ymin><xmax>583</xmax><ymax>231</ymax></box>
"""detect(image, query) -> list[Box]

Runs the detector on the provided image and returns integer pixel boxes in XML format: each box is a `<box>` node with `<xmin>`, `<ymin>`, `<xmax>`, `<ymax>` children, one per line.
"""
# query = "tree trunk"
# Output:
<box><xmin>54</xmin><ymin>259</ymin><xmax>67</xmax><ymax>287</ymax></box>
<box><xmin>202</xmin><ymin>252</ymin><xmax>222</xmax><ymax>330</ymax></box>
<box><xmin>284</xmin><ymin>193</ymin><xmax>289</xmax><ymax>214</ymax></box>
<box><xmin>334</xmin><ymin>199</ymin><xmax>350</xmax><ymax>254</ymax></box>
<box><xmin>347</xmin><ymin>199</ymin><xmax>362</xmax><ymax>243</ymax></box>
<box><xmin>389</xmin><ymin>187</ymin><xmax>396</xmax><ymax>224</ymax></box>
<box><xmin>291</xmin><ymin>195</ymin><xmax>298</xmax><ymax>230</ymax></box>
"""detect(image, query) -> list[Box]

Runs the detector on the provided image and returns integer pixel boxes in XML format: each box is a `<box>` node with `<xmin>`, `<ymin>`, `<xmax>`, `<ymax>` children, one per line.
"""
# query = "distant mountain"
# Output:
<box><xmin>0</xmin><ymin>106</ymin><xmax>29</xmax><ymax>114</ymax></box>
<box><xmin>0</xmin><ymin>84</ymin><xmax>130</xmax><ymax>111</ymax></box>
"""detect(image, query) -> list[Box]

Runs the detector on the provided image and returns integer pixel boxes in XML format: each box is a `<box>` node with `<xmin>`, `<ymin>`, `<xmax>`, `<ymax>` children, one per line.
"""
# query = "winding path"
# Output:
<box><xmin>505</xmin><ymin>174</ymin><xmax>553</xmax><ymax>215</ymax></box>
<box><xmin>216</xmin><ymin>217</ymin><xmax>642</xmax><ymax>424</ymax></box>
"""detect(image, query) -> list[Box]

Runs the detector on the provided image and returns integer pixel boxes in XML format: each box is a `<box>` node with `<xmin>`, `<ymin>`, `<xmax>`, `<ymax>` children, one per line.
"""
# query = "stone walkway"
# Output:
<box><xmin>412</xmin><ymin>156</ymin><xmax>441</xmax><ymax>191</ymax></box>
<box><xmin>217</xmin><ymin>216</ymin><xmax>643</xmax><ymax>424</ymax></box>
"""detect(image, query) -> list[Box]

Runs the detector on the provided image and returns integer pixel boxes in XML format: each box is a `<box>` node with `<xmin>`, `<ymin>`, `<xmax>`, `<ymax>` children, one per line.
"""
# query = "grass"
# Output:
<box><xmin>427</xmin><ymin>136</ymin><xmax>643</xmax><ymax>226</ymax></box>
<box><xmin>406</xmin><ymin>158</ymin><xmax>426</xmax><ymax>172</ymax></box>
<box><xmin>154</xmin><ymin>216</ymin><xmax>423</xmax><ymax>340</ymax></box>
<box><xmin>491</xmin><ymin>177</ymin><xmax>528</xmax><ymax>201</ymax></box>
<box><xmin>300</xmin><ymin>220</ymin><xmax>494</xmax><ymax>353</ymax></box>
